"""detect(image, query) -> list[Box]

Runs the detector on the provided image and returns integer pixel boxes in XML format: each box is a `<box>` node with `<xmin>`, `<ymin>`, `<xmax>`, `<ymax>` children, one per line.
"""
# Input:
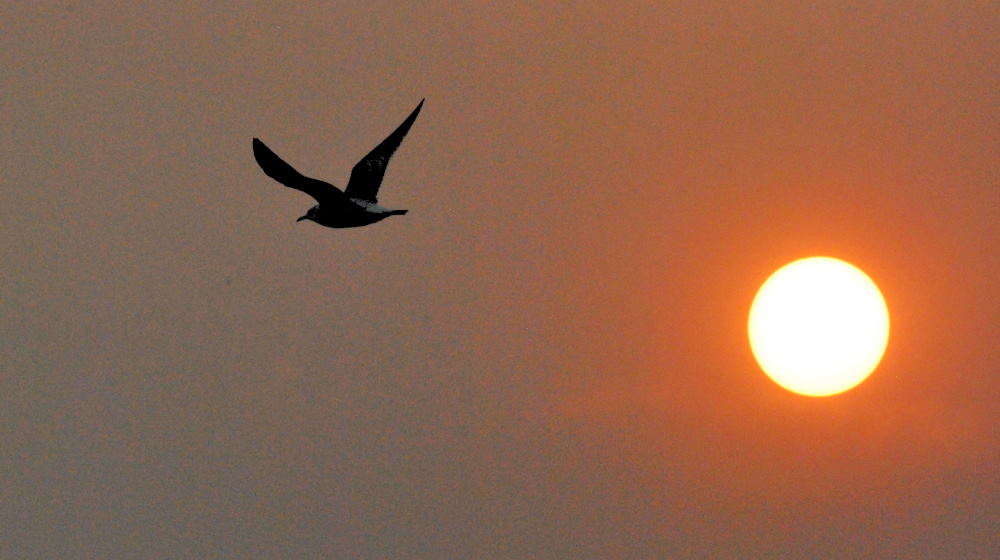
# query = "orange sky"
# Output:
<box><xmin>4</xmin><ymin>2</ymin><xmax>997</xmax><ymax>557</ymax></box>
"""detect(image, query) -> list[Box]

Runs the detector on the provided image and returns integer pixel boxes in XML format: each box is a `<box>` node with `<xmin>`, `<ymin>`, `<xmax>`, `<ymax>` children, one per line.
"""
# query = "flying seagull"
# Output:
<box><xmin>253</xmin><ymin>99</ymin><xmax>424</xmax><ymax>228</ymax></box>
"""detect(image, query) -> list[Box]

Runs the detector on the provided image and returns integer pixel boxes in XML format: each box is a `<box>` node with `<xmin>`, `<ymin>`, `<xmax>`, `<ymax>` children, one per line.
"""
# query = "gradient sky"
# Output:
<box><xmin>4</xmin><ymin>2</ymin><xmax>997</xmax><ymax>558</ymax></box>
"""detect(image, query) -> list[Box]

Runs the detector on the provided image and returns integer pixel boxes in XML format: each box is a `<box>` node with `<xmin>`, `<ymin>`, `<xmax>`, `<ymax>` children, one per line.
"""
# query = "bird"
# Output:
<box><xmin>253</xmin><ymin>99</ymin><xmax>423</xmax><ymax>228</ymax></box>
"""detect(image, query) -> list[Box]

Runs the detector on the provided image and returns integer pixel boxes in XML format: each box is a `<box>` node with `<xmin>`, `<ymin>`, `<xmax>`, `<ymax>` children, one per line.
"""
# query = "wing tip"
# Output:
<box><xmin>410</xmin><ymin>99</ymin><xmax>425</xmax><ymax>117</ymax></box>
<box><xmin>252</xmin><ymin>138</ymin><xmax>274</xmax><ymax>162</ymax></box>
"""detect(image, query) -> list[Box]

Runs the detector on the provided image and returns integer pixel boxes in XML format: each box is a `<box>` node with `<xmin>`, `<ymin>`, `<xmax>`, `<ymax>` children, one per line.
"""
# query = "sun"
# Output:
<box><xmin>748</xmin><ymin>256</ymin><xmax>889</xmax><ymax>397</ymax></box>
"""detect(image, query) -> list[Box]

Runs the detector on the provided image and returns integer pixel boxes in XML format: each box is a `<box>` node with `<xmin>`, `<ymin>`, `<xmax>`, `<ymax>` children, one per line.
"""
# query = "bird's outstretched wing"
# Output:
<box><xmin>344</xmin><ymin>99</ymin><xmax>424</xmax><ymax>203</ymax></box>
<box><xmin>253</xmin><ymin>138</ymin><xmax>344</xmax><ymax>204</ymax></box>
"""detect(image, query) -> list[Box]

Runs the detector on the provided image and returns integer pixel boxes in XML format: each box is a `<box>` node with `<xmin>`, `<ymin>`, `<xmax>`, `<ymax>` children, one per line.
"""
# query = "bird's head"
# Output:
<box><xmin>297</xmin><ymin>205</ymin><xmax>319</xmax><ymax>223</ymax></box>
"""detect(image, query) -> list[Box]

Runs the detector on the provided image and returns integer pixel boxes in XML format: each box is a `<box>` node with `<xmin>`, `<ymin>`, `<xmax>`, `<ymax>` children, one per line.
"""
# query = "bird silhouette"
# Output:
<box><xmin>253</xmin><ymin>99</ymin><xmax>423</xmax><ymax>228</ymax></box>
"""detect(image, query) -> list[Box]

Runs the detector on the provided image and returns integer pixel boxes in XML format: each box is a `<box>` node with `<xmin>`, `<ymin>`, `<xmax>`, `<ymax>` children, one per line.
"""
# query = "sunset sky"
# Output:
<box><xmin>4</xmin><ymin>2</ymin><xmax>997</xmax><ymax>557</ymax></box>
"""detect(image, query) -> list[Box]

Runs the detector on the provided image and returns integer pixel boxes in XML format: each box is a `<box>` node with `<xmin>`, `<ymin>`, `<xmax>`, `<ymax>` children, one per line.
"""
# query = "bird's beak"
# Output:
<box><xmin>296</xmin><ymin>215</ymin><xmax>307</xmax><ymax>222</ymax></box>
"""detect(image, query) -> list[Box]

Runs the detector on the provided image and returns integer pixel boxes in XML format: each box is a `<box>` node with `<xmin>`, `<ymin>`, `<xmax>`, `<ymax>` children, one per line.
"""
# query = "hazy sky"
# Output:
<box><xmin>4</xmin><ymin>2</ymin><xmax>997</xmax><ymax>558</ymax></box>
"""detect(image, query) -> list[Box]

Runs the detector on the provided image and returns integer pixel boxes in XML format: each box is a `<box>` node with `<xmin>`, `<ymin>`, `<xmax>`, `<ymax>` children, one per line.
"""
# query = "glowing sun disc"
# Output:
<box><xmin>748</xmin><ymin>257</ymin><xmax>889</xmax><ymax>397</ymax></box>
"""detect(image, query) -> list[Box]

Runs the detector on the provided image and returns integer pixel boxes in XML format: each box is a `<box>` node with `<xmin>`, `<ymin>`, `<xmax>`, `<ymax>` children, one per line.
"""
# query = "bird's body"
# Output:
<box><xmin>299</xmin><ymin>199</ymin><xmax>407</xmax><ymax>228</ymax></box>
<box><xmin>253</xmin><ymin>99</ymin><xmax>423</xmax><ymax>228</ymax></box>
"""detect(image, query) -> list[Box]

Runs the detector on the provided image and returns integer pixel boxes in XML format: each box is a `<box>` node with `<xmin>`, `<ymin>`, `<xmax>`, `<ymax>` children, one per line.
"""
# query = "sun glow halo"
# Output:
<box><xmin>748</xmin><ymin>257</ymin><xmax>889</xmax><ymax>397</ymax></box>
